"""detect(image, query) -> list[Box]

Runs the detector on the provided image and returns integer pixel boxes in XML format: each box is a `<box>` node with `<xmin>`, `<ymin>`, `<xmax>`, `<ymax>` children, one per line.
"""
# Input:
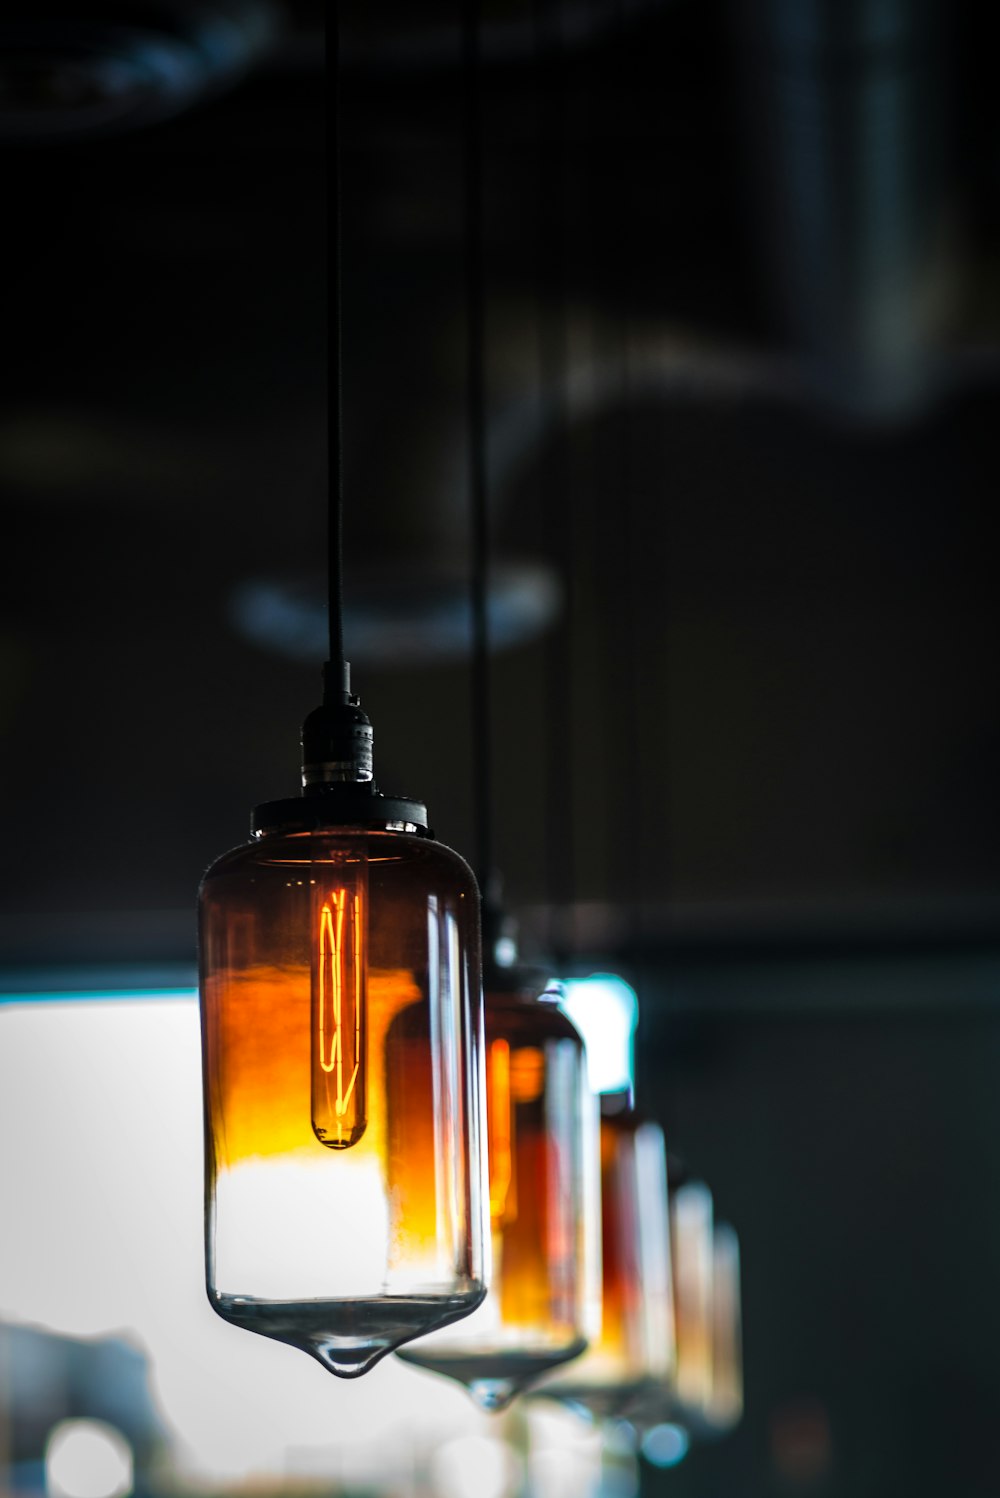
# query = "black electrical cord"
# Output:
<box><xmin>535</xmin><ymin>0</ymin><xmax>576</xmax><ymax>964</ymax></box>
<box><xmin>301</xmin><ymin>7</ymin><xmax>374</xmax><ymax>789</ymax></box>
<box><xmin>604</xmin><ymin>0</ymin><xmax>644</xmax><ymax>957</ymax></box>
<box><xmin>463</xmin><ymin>0</ymin><xmax>493</xmax><ymax>900</ymax></box>
<box><xmin>327</xmin><ymin>7</ymin><xmax>347</xmax><ymax>701</ymax></box>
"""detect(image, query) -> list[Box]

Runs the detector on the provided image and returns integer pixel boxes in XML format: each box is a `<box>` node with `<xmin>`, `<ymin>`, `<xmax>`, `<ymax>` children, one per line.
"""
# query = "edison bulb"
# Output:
<box><xmin>311</xmin><ymin>866</ymin><xmax>367</xmax><ymax>1148</ymax></box>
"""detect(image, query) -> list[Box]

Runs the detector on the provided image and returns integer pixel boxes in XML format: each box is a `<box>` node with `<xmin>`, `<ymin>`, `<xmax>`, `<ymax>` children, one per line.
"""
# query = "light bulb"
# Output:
<box><xmin>199</xmin><ymin>786</ymin><xmax>489</xmax><ymax>1379</ymax></box>
<box><xmin>397</xmin><ymin>965</ymin><xmax>601</xmax><ymax>1411</ymax></box>
<box><xmin>311</xmin><ymin>869</ymin><xmax>367</xmax><ymax>1148</ymax></box>
<box><xmin>530</xmin><ymin>1104</ymin><xmax>674</xmax><ymax>1421</ymax></box>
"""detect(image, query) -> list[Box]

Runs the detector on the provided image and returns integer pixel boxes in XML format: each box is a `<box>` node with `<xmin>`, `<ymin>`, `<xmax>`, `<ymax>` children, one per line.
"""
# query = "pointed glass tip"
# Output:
<box><xmin>312</xmin><ymin>1340</ymin><xmax>395</xmax><ymax>1379</ymax></box>
<box><xmin>214</xmin><ymin>1293</ymin><xmax>489</xmax><ymax>1383</ymax></box>
<box><xmin>469</xmin><ymin>1378</ymin><xmax>519</xmax><ymax>1413</ymax></box>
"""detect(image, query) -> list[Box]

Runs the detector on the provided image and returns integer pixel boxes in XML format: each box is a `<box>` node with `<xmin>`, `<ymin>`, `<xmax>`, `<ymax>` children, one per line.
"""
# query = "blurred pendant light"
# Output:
<box><xmin>628</xmin><ymin>1169</ymin><xmax>714</xmax><ymax>1436</ymax></box>
<box><xmin>197</xmin><ymin>17</ymin><xmax>488</xmax><ymax>1379</ymax></box>
<box><xmin>531</xmin><ymin>1091</ymin><xmax>675</xmax><ymax>1421</ymax></box>
<box><xmin>397</xmin><ymin>3</ymin><xmax>600</xmax><ymax>1408</ymax></box>
<box><xmin>399</xmin><ymin>925</ymin><xmax>601</xmax><ymax>1410</ymax></box>
<box><xmin>531</xmin><ymin>976</ymin><xmax>674</xmax><ymax>1422</ymax></box>
<box><xmin>706</xmin><ymin>1222</ymin><xmax>743</xmax><ymax>1433</ymax></box>
<box><xmin>632</xmin><ymin>1181</ymin><xmax>744</xmax><ymax>1441</ymax></box>
<box><xmin>669</xmin><ymin>1179</ymin><xmax>716</xmax><ymax>1421</ymax></box>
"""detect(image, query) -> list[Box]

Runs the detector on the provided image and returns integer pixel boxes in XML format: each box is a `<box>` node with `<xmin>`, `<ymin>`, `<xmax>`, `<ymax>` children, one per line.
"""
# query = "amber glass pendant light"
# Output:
<box><xmin>398</xmin><ymin>922</ymin><xmax>601</xmax><ymax>1410</ymax></box>
<box><xmin>198</xmin><ymin>21</ymin><xmax>488</xmax><ymax>1379</ymax></box>
<box><xmin>532</xmin><ymin>1092</ymin><xmax>675</xmax><ymax>1421</ymax></box>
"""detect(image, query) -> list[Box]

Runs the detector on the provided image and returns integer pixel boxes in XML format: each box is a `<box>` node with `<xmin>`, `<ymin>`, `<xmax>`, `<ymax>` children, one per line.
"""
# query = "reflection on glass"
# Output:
<box><xmin>530</xmin><ymin>1101</ymin><xmax>674</xmax><ymax>1420</ymax></box>
<box><xmin>199</xmin><ymin>825</ymin><xmax>488</xmax><ymax>1378</ymax></box>
<box><xmin>398</xmin><ymin>966</ymin><xmax>600</xmax><ymax>1410</ymax></box>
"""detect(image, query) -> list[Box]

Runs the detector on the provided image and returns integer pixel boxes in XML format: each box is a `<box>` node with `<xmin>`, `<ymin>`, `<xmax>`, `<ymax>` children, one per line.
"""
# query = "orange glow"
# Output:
<box><xmin>488</xmin><ymin>1038</ymin><xmax>515</xmax><ymax>1224</ymax></box>
<box><xmin>482</xmin><ymin>1000</ymin><xmax>590</xmax><ymax>1340</ymax></box>
<box><xmin>510</xmin><ymin>1046</ymin><xmax>544</xmax><ymax>1104</ymax></box>
<box><xmin>205</xmin><ymin>963</ymin><xmax>418</xmax><ymax>1167</ymax></box>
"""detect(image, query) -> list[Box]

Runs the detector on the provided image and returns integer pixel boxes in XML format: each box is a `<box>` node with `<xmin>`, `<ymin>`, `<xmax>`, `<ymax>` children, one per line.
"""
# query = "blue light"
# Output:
<box><xmin>560</xmin><ymin>974</ymin><xmax>638</xmax><ymax>1095</ymax></box>
<box><xmin>640</xmin><ymin>1423</ymin><xmax>690</xmax><ymax>1468</ymax></box>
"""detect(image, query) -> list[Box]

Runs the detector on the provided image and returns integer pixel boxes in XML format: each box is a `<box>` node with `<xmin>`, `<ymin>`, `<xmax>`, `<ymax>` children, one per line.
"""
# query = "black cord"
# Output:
<box><xmin>464</xmin><ymin>0</ymin><xmax>493</xmax><ymax>899</ymax></box>
<box><xmin>607</xmin><ymin>0</ymin><xmax>645</xmax><ymax>960</ymax></box>
<box><xmin>327</xmin><ymin>6</ymin><xmax>347</xmax><ymax>701</ymax></box>
<box><xmin>535</xmin><ymin>0</ymin><xmax>575</xmax><ymax>964</ymax></box>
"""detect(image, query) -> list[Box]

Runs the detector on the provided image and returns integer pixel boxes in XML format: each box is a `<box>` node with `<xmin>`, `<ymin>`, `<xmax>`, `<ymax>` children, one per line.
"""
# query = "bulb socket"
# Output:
<box><xmin>301</xmin><ymin>698</ymin><xmax>374</xmax><ymax>788</ymax></box>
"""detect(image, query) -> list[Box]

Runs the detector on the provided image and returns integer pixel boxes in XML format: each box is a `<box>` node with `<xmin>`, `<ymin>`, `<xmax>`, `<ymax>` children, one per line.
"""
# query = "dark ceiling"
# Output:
<box><xmin>2</xmin><ymin>0</ymin><xmax>999</xmax><ymax>972</ymax></box>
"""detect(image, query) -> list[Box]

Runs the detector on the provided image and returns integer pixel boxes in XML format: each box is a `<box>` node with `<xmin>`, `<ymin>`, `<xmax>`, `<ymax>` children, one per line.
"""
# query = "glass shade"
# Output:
<box><xmin>199</xmin><ymin>821</ymin><xmax>488</xmax><ymax>1378</ymax></box>
<box><xmin>628</xmin><ymin>1176</ymin><xmax>716</xmax><ymax>1435</ymax></box>
<box><xmin>706</xmin><ymin>1223</ymin><xmax>743</xmax><ymax>1432</ymax></box>
<box><xmin>397</xmin><ymin>970</ymin><xmax>601</xmax><ymax>1410</ymax></box>
<box><xmin>670</xmin><ymin>1180</ymin><xmax>715</xmax><ymax>1420</ymax></box>
<box><xmin>530</xmin><ymin>1102</ymin><xmax>674</xmax><ymax>1420</ymax></box>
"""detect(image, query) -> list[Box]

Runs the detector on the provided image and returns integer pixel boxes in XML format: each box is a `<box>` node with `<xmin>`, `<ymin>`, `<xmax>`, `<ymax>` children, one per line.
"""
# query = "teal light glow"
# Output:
<box><xmin>560</xmin><ymin>974</ymin><xmax>638</xmax><ymax>1095</ymax></box>
<box><xmin>0</xmin><ymin>989</ymin><xmax>197</xmax><ymax>1006</ymax></box>
<box><xmin>640</xmin><ymin>1422</ymin><xmax>690</xmax><ymax>1468</ymax></box>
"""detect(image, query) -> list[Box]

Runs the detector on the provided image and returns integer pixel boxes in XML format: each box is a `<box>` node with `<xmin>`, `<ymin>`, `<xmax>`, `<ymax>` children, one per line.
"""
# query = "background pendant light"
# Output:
<box><xmin>397</xmin><ymin>3</ymin><xmax>600</xmax><ymax>1409</ymax></box>
<box><xmin>628</xmin><ymin>1168</ymin><xmax>717</xmax><ymax>1438</ymax></box>
<box><xmin>531</xmin><ymin>1098</ymin><xmax>675</xmax><ymax>1420</ymax></box>
<box><xmin>197</xmin><ymin>17</ymin><xmax>488</xmax><ymax>1379</ymax></box>
<box><xmin>398</xmin><ymin>920</ymin><xmax>601</xmax><ymax>1410</ymax></box>
<box><xmin>642</xmin><ymin>1192</ymin><xmax>744</xmax><ymax>1438</ymax></box>
<box><xmin>706</xmin><ymin>1223</ymin><xmax>744</xmax><ymax>1433</ymax></box>
<box><xmin>670</xmin><ymin>1179</ymin><xmax>716</xmax><ymax>1421</ymax></box>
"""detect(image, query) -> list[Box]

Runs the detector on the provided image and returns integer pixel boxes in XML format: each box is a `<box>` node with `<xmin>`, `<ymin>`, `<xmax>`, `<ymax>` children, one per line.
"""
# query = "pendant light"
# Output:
<box><xmin>706</xmin><ymin>1222</ymin><xmax>743</xmax><ymax>1433</ymax></box>
<box><xmin>531</xmin><ymin>1093</ymin><xmax>675</xmax><ymax>1420</ymax></box>
<box><xmin>197</xmin><ymin>19</ymin><xmax>489</xmax><ymax>1379</ymax></box>
<box><xmin>632</xmin><ymin>1183</ymin><xmax>745</xmax><ymax>1443</ymax></box>
<box><xmin>669</xmin><ymin>1179</ymin><xmax>716</xmax><ymax>1420</ymax></box>
<box><xmin>398</xmin><ymin>923</ymin><xmax>601</xmax><ymax>1410</ymax></box>
<box><xmin>637</xmin><ymin>1193</ymin><xmax>743</xmax><ymax>1439</ymax></box>
<box><xmin>396</xmin><ymin>2</ymin><xmax>600</xmax><ymax>1409</ymax></box>
<box><xmin>627</xmin><ymin>1168</ymin><xmax>714</xmax><ymax>1436</ymax></box>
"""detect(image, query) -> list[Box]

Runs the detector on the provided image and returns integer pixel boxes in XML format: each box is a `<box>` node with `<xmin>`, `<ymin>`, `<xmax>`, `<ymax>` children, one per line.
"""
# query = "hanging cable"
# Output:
<box><xmin>606</xmin><ymin>0</ymin><xmax>645</xmax><ymax>962</ymax></box>
<box><xmin>326</xmin><ymin>5</ymin><xmax>347</xmax><ymax>702</ymax></box>
<box><xmin>301</xmin><ymin>6</ymin><xmax>374</xmax><ymax>786</ymax></box>
<box><xmin>463</xmin><ymin>0</ymin><xmax>493</xmax><ymax>900</ymax></box>
<box><xmin>535</xmin><ymin>0</ymin><xmax>575</xmax><ymax>963</ymax></box>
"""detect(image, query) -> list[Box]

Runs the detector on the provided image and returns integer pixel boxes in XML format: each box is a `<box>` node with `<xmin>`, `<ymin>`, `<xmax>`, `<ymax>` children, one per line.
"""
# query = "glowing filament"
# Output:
<box><xmin>311</xmin><ymin>883</ymin><xmax>367</xmax><ymax>1149</ymax></box>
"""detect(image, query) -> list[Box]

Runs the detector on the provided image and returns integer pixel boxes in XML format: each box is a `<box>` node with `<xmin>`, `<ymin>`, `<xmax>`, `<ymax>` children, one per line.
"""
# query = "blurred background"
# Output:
<box><xmin>1</xmin><ymin>0</ymin><xmax>999</xmax><ymax>1494</ymax></box>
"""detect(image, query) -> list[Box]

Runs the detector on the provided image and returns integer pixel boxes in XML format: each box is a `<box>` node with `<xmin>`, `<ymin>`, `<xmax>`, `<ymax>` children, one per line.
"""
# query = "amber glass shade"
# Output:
<box><xmin>530</xmin><ymin>1103</ymin><xmax>674</xmax><ymax>1420</ymax></box>
<box><xmin>398</xmin><ymin>974</ymin><xmax>601</xmax><ymax>1410</ymax></box>
<box><xmin>199</xmin><ymin>823</ymin><xmax>488</xmax><ymax>1378</ymax></box>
